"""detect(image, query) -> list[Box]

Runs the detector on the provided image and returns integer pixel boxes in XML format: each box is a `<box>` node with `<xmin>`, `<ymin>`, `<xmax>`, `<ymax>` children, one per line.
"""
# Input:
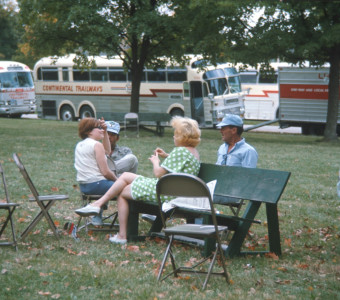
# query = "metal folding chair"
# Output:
<box><xmin>124</xmin><ymin>112</ymin><xmax>139</xmax><ymax>137</ymax></box>
<box><xmin>75</xmin><ymin>193</ymin><xmax>119</xmax><ymax>235</ymax></box>
<box><xmin>156</xmin><ymin>173</ymin><xmax>229</xmax><ymax>290</ymax></box>
<box><xmin>0</xmin><ymin>164</ymin><xmax>20</xmax><ymax>250</ymax></box>
<box><xmin>12</xmin><ymin>153</ymin><xmax>69</xmax><ymax>240</ymax></box>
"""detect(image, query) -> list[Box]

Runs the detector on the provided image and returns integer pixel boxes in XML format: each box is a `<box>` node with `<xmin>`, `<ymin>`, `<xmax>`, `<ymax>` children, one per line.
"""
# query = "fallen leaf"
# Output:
<box><xmin>38</xmin><ymin>291</ymin><xmax>51</xmax><ymax>296</ymax></box>
<box><xmin>127</xmin><ymin>245</ymin><xmax>139</xmax><ymax>252</ymax></box>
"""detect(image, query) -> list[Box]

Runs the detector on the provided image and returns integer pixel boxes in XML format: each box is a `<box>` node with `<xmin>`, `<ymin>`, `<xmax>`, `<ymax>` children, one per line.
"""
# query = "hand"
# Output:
<box><xmin>99</xmin><ymin>117</ymin><xmax>107</xmax><ymax>131</ymax></box>
<box><xmin>154</xmin><ymin>147</ymin><xmax>168</xmax><ymax>158</ymax></box>
<box><xmin>149</xmin><ymin>151</ymin><xmax>160</xmax><ymax>165</ymax></box>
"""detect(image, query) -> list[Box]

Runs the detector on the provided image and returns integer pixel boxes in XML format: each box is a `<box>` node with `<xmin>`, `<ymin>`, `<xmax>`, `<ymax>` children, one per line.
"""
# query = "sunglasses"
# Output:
<box><xmin>94</xmin><ymin>125</ymin><xmax>103</xmax><ymax>130</ymax></box>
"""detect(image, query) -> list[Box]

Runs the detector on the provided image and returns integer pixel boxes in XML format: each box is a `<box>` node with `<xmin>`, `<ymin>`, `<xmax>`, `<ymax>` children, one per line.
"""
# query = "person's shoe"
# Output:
<box><xmin>109</xmin><ymin>234</ymin><xmax>127</xmax><ymax>245</ymax></box>
<box><xmin>75</xmin><ymin>204</ymin><xmax>100</xmax><ymax>216</ymax></box>
<box><xmin>141</xmin><ymin>214</ymin><xmax>156</xmax><ymax>223</ymax></box>
<box><xmin>91</xmin><ymin>215</ymin><xmax>104</xmax><ymax>226</ymax></box>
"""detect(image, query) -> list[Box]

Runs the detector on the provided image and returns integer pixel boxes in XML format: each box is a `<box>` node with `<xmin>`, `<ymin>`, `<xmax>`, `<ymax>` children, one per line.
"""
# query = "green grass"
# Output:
<box><xmin>0</xmin><ymin>118</ymin><xmax>339</xmax><ymax>299</ymax></box>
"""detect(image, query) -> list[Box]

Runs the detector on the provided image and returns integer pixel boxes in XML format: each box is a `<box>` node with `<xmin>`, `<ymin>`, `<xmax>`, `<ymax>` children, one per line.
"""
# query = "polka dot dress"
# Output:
<box><xmin>131</xmin><ymin>147</ymin><xmax>200</xmax><ymax>202</ymax></box>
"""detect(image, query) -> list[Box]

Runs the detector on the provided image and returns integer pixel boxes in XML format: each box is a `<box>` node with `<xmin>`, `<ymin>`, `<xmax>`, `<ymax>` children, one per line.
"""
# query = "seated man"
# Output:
<box><xmin>216</xmin><ymin>114</ymin><xmax>258</xmax><ymax>168</ymax></box>
<box><xmin>105</xmin><ymin>121</ymin><xmax>138</xmax><ymax>177</ymax></box>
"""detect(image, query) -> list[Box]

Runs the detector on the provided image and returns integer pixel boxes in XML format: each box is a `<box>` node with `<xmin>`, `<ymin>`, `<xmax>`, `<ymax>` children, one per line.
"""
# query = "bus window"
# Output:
<box><xmin>240</xmin><ymin>71</ymin><xmax>258</xmax><ymax>84</ymax></box>
<box><xmin>91</xmin><ymin>68</ymin><xmax>108</xmax><ymax>82</ymax></box>
<box><xmin>17</xmin><ymin>72</ymin><xmax>34</xmax><ymax>87</ymax></box>
<box><xmin>228</xmin><ymin>76</ymin><xmax>241</xmax><ymax>93</ymax></box>
<box><xmin>73</xmin><ymin>69</ymin><xmax>90</xmax><ymax>81</ymax></box>
<box><xmin>183</xmin><ymin>82</ymin><xmax>190</xmax><ymax>97</ymax></box>
<box><xmin>147</xmin><ymin>69</ymin><xmax>166</xmax><ymax>82</ymax></box>
<box><xmin>109</xmin><ymin>68</ymin><xmax>127</xmax><ymax>82</ymax></box>
<box><xmin>167</xmin><ymin>68</ymin><xmax>187</xmax><ymax>82</ymax></box>
<box><xmin>223</xmin><ymin>67</ymin><xmax>238</xmax><ymax>76</ymax></box>
<box><xmin>38</xmin><ymin>67</ymin><xmax>58</xmax><ymax>81</ymax></box>
<box><xmin>62</xmin><ymin>67</ymin><xmax>69</xmax><ymax>81</ymax></box>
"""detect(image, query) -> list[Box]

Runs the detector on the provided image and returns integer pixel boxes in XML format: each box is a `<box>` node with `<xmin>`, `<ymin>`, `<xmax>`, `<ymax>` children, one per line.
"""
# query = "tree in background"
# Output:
<box><xmin>0</xmin><ymin>0</ymin><xmax>22</xmax><ymax>60</ymax></box>
<box><xmin>17</xmin><ymin>0</ymin><xmax>192</xmax><ymax>113</ymax></box>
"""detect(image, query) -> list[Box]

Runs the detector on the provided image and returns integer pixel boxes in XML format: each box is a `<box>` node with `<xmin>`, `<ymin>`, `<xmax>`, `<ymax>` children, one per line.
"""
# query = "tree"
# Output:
<box><xmin>0</xmin><ymin>1</ymin><xmax>22</xmax><ymax>60</ymax></box>
<box><xmin>17</xmin><ymin>0</ymin><xmax>194</xmax><ymax>113</ymax></box>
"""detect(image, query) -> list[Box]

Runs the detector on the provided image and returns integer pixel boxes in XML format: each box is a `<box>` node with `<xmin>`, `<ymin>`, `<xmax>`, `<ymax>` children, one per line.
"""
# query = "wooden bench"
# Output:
<box><xmin>126</xmin><ymin>163</ymin><xmax>291</xmax><ymax>258</ymax></box>
<box><xmin>100</xmin><ymin>112</ymin><xmax>171</xmax><ymax>136</ymax></box>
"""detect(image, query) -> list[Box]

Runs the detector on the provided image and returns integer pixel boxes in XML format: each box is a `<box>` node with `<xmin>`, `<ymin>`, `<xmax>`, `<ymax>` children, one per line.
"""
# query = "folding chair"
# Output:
<box><xmin>156</xmin><ymin>173</ymin><xmax>229</xmax><ymax>290</ymax></box>
<box><xmin>12</xmin><ymin>153</ymin><xmax>69</xmax><ymax>240</ymax></box>
<box><xmin>124</xmin><ymin>112</ymin><xmax>139</xmax><ymax>137</ymax></box>
<box><xmin>0</xmin><ymin>164</ymin><xmax>20</xmax><ymax>250</ymax></box>
<box><xmin>75</xmin><ymin>193</ymin><xmax>119</xmax><ymax>234</ymax></box>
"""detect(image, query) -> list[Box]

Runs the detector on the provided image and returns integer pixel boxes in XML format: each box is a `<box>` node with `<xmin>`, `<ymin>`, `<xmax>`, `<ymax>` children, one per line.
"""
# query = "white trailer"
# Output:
<box><xmin>278</xmin><ymin>67</ymin><xmax>340</xmax><ymax>135</ymax></box>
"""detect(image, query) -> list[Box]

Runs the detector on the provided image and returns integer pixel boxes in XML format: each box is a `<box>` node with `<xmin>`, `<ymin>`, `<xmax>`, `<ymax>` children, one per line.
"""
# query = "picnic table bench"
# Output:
<box><xmin>100</xmin><ymin>112</ymin><xmax>171</xmax><ymax>136</ymax></box>
<box><xmin>126</xmin><ymin>163</ymin><xmax>291</xmax><ymax>258</ymax></box>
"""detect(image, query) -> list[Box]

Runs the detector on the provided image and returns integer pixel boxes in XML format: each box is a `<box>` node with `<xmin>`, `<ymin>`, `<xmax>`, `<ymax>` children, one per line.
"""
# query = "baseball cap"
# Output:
<box><xmin>216</xmin><ymin>114</ymin><xmax>243</xmax><ymax>128</ymax></box>
<box><xmin>105</xmin><ymin>121</ymin><xmax>120</xmax><ymax>134</ymax></box>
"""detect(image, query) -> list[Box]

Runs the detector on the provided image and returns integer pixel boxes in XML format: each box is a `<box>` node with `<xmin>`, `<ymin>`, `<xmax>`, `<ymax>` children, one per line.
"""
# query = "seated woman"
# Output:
<box><xmin>74</xmin><ymin>117</ymin><xmax>117</xmax><ymax>225</ymax></box>
<box><xmin>75</xmin><ymin>116</ymin><xmax>201</xmax><ymax>244</ymax></box>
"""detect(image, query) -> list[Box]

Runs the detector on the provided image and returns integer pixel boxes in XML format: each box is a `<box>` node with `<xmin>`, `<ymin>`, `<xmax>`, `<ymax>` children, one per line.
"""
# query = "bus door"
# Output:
<box><xmin>188</xmin><ymin>81</ymin><xmax>205</xmax><ymax>126</ymax></box>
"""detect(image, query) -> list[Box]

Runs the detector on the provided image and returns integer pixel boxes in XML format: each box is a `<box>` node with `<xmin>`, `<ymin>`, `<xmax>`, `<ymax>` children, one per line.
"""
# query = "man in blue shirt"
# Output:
<box><xmin>216</xmin><ymin>114</ymin><xmax>258</xmax><ymax>168</ymax></box>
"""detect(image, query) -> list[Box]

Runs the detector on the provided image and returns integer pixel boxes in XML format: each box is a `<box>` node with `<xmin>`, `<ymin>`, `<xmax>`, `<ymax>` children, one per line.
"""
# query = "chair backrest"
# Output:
<box><xmin>124</xmin><ymin>112</ymin><xmax>138</xmax><ymax>120</ymax></box>
<box><xmin>0</xmin><ymin>164</ymin><xmax>10</xmax><ymax>203</ymax></box>
<box><xmin>12</xmin><ymin>153</ymin><xmax>40</xmax><ymax>199</ymax></box>
<box><xmin>156</xmin><ymin>173</ymin><xmax>218</xmax><ymax>229</ymax></box>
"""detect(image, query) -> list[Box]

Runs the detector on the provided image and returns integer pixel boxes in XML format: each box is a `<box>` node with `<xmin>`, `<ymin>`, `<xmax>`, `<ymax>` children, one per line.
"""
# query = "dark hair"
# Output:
<box><xmin>78</xmin><ymin>118</ymin><xmax>100</xmax><ymax>139</ymax></box>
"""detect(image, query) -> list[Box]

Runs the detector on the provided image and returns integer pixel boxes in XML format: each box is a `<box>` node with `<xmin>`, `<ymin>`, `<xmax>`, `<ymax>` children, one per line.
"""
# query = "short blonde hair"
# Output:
<box><xmin>171</xmin><ymin>116</ymin><xmax>201</xmax><ymax>147</ymax></box>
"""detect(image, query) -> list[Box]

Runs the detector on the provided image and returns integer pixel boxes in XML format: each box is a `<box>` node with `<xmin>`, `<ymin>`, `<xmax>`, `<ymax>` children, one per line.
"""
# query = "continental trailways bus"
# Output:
<box><xmin>33</xmin><ymin>54</ymin><xmax>245</xmax><ymax>127</ymax></box>
<box><xmin>0</xmin><ymin>61</ymin><xmax>36</xmax><ymax>118</ymax></box>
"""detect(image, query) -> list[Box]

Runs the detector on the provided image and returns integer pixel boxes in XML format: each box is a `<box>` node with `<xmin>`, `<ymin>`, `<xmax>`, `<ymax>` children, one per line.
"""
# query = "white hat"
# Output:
<box><xmin>105</xmin><ymin>121</ymin><xmax>120</xmax><ymax>134</ymax></box>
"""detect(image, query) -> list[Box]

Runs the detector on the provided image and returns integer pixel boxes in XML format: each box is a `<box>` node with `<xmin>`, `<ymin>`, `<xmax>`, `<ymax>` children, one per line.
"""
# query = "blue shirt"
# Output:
<box><xmin>216</xmin><ymin>138</ymin><xmax>258</xmax><ymax>168</ymax></box>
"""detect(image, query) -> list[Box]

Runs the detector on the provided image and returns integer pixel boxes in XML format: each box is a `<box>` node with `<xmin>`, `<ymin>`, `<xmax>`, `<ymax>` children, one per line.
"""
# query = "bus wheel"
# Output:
<box><xmin>80</xmin><ymin>106</ymin><xmax>95</xmax><ymax>119</ymax></box>
<box><xmin>170</xmin><ymin>108</ymin><xmax>184</xmax><ymax>117</ymax></box>
<box><xmin>60</xmin><ymin>105</ymin><xmax>75</xmax><ymax>121</ymax></box>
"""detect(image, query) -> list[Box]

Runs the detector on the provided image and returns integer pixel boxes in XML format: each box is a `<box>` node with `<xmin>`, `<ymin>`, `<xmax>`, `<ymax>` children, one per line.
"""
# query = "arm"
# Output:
<box><xmin>94</xmin><ymin>142</ymin><xmax>117</xmax><ymax>181</ymax></box>
<box><xmin>100</xmin><ymin>118</ymin><xmax>111</xmax><ymax>155</ymax></box>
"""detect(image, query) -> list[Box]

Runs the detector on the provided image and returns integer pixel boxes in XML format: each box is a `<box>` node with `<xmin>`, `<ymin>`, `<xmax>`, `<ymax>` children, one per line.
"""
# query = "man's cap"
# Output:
<box><xmin>105</xmin><ymin>121</ymin><xmax>120</xmax><ymax>134</ymax></box>
<box><xmin>216</xmin><ymin>114</ymin><xmax>243</xmax><ymax>128</ymax></box>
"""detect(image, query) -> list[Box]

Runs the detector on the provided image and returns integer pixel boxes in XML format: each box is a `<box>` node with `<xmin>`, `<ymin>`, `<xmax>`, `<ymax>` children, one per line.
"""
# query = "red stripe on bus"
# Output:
<box><xmin>246</xmin><ymin>90</ymin><xmax>278</xmax><ymax>98</ymax></box>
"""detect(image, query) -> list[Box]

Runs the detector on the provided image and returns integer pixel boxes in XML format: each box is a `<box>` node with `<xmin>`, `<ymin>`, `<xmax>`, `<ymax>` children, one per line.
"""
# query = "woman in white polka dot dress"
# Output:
<box><xmin>75</xmin><ymin>116</ymin><xmax>201</xmax><ymax>244</ymax></box>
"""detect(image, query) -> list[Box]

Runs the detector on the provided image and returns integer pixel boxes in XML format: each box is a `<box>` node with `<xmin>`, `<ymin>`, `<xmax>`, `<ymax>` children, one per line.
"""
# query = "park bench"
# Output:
<box><xmin>100</xmin><ymin>112</ymin><xmax>171</xmax><ymax>136</ymax></box>
<box><xmin>126</xmin><ymin>163</ymin><xmax>291</xmax><ymax>258</ymax></box>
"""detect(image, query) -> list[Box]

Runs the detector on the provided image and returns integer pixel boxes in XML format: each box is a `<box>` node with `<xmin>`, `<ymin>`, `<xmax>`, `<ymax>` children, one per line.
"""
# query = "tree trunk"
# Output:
<box><xmin>324</xmin><ymin>44</ymin><xmax>340</xmax><ymax>141</ymax></box>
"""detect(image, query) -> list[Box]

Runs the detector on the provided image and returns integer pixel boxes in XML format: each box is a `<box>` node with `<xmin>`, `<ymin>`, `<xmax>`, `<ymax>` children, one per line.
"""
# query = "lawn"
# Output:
<box><xmin>0</xmin><ymin>118</ymin><xmax>339</xmax><ymax>299</ymax></box>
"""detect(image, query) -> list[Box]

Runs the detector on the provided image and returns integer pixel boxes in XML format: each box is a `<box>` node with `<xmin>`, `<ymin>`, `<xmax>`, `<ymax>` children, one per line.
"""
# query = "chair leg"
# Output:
<box><xmin>20</xmin><ymin>201</ymin><xmax>58</xmax><ymax>240</ymax></box>
<box><xmin>157</xmin><ymin>235</ymin><xmax>174</xmax><ymax>281</ymax></box>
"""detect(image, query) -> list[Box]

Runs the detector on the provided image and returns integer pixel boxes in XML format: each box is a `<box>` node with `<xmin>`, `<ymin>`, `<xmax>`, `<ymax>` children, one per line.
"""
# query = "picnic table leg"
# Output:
<box><xmin>127</xmin><ymin>210</ymin><xmax>139</xmax><ymax>241</ymax></box>
<box><xmin>266</xmin><ymin>203</ymin><xmax>282</xmax><ymax>256</ymax></box>
<box><xmin>202</xmin><ymin>215</ymin><xmax>216</xmax><ymax>257</ymax></box>
<box><xmin>225</xmin><ymin>201</ymin><xmax>261</xmax><ymax>258</ymax></box>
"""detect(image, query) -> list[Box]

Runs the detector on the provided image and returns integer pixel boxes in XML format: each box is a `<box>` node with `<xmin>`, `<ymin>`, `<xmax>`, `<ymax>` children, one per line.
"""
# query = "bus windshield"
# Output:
<box><xmin>0</xmin><ymin>71</ymin><xmax>34</xmax><ymax>88</ymax></box>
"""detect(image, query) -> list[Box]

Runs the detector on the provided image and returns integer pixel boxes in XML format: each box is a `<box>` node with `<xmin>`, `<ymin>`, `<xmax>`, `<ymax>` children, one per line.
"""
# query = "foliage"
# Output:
<box><xmin>0</xmin><ymin>118</ymin><xmax>340</xmax><ymax>299</ymax></box>
<box><xmin>17</xmin><ymin>0</ymin><xmax>190</xmax><ymax>112</ymax></box>
<box><xmin>0</xmin><ymin>1</ymin><xmax>22</xmax><ymax>60</ymax></box>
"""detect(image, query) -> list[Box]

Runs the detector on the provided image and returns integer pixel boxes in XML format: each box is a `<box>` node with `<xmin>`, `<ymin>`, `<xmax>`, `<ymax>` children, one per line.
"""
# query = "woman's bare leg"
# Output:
<box><xmin>116</xmin><ymin>185</ymin><xmax>133</xmax><ymax>240</ymax></box>
<box><xmin>90</xmin><ymin>172</ymin><xmax>137</xmax><ymax>208</ymax></box>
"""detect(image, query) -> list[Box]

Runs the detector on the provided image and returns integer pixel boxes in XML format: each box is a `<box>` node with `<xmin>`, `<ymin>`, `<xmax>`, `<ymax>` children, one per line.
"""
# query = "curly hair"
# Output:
<box><xmin>78</xmin><ymin>118</ymin><xmax>101</xmax><ymax>139</ymax></box>
<box><xmin>171</xmin><ymin>116</ymin><xmax>201</xmax><ymax>147</ymax></box>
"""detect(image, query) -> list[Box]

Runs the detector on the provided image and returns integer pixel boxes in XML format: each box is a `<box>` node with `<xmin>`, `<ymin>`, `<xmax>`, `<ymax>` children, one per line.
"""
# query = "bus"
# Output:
<box><xmin>238</xmin><ymin>62</ymin><xmax>294</xmax><ymax>120</ymax></box>
<box><xmin>0</xmin><ymin>61</ymin><xmax>36</xmax><ymax>118</ymax></box>
<box><xmin>33</xmin><ymin>54</ymin><xmax>245</xmax><ymax>127</ymax></box>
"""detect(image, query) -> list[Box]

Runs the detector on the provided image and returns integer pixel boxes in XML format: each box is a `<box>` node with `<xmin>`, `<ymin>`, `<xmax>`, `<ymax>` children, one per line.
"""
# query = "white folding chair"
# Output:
<box><xmin>124</xmin><ymin>112</ymin><xmax>139</xmax><ymax>137</ymax></box>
